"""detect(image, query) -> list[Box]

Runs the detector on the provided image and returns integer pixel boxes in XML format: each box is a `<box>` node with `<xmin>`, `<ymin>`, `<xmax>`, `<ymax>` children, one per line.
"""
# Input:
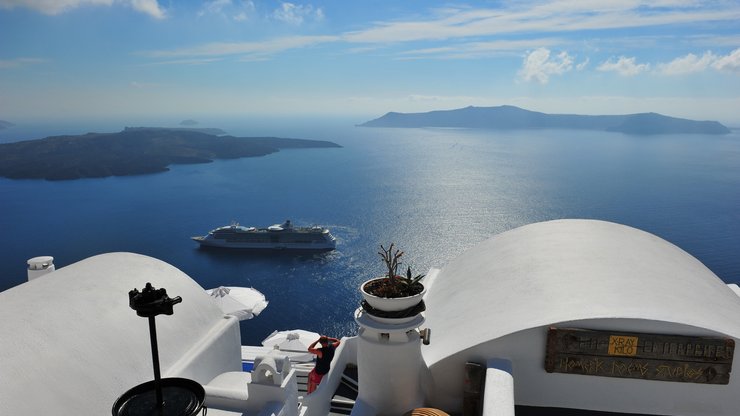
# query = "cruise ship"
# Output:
<box><xmin>2</xmin><ymin>219</ymin><xmax>740</xmax><ymax>415</ymax></box>
<box><xmin>192</xmin><ymin>220</ymin><xmax>336</xmax><ymax>251</ymax></box>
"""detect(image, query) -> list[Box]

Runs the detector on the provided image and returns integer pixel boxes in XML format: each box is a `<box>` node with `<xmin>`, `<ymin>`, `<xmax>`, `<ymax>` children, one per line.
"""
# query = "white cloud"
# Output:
<box><xmin>399</xmin><ymin>38</ymin><xmax>562</xmax><ymax>60</ymax></box>
<box><xmin>198</xmin><ymin>0</ymin><xmax>254</xmax><ymax>21</ymax></box>
<box><xmin>654</xmin><ymin>48</ymin><xmax>740</xmax><ymax>75</ymax></box>
<box><xmin>0</xmin><ymin>57</ymin><xmax>46</xmax><ymax>69</ymax></box>
<box><xmin>143</xmin><ymin>35</ymin><xmax>339</xmax><ymax>61</ymax></box>
<box><xmin>518</xmin><ymin>48</ymin><xmax>574</xmax><ymax>84</ymax></box>
<box><xmin>406</xmin><ymin>95</ymin><xmax>443</xmax><ymax>102</ymax></box>
<box><xmin>0</xmin><ymin>0</ymin><xmax>111</xmax><ymax>14</ymax></box>
<box><xmin>597</xmin><ymin>56</ymin><xmax>650</xmax><ymax>76</ymax></box>
<box><xmin>130</xmin><ymin>0</ymin><xmax>164</xmax><ymax>19</ymax></box>
<box><xmin>341</xmin><ymin>2</ymin><xmax>740</xmax><ymax>44</ymax></box>
<box><xmin>712</xmin><ymin>48</ymin><xmax>740</xmax><ymax>73</ymax></box>
<box><xmin>658</xmin><ymin>51</ymin><xmax>716</xmax><ymax>75</ymax></box>
<box><xmin>691</xmin><ymin>35</ymin><xmax>740</xmax><ymax>48</ymax></box>
<box><xmin>198</xmin><ymin>0</ymin><xmax>231</xmax><ymax>16</ymax></box>
<box><xmin>138</xmin><ymin>58</ymin><xmax>223</xmax><ymax>66</ymax></box>
<box><xmin>272</xmin><ymin>2</ymin><xmax>323</xmax><ymax>25</ymax></box>
<box><xmin>0</xmin><ymin>0</ymin><xmax>165</xmax><ymax>18</ymax></box>
<box><xmin>135</xmin><ymin>2</ymin><xmax>740</xmax><ymax>68</ymax></box>
<box><xmin>346</xmin><ymin>46</ymin><xmax>383</xmax><ymax>54</ymax></box>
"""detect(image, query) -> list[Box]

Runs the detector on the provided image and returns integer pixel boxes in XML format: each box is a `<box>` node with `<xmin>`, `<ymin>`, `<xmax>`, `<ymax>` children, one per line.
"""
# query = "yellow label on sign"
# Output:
<box><xmin>608</xmin><ymin>335</ymin><xmax>638</xmax><ymax>356</ymax></box>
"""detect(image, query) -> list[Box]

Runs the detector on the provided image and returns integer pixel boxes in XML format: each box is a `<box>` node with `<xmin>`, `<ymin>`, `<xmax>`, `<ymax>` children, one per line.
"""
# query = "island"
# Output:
<box><xmin>0</xmin><ymin>120</ymin><xmax>13</xmax><ymax>129</ymax></box>
<box><xmin>129</xmin><ymin>126</ymin><xmax>228</xmax><ymax>136</ymax></box>
<box><xmin>180</xmin><ymin>119</ymin><xmax>198</xmax><ymax>126</ymax></box>
<box><xmin>0</xmin><ymin>127</ymin><xmax>341</xmax><ymax>180</ymax></box>
<box><xmin>359</xmin><ymin>105</ymin><xmax>730</xmax><ymax>135</ymax></box>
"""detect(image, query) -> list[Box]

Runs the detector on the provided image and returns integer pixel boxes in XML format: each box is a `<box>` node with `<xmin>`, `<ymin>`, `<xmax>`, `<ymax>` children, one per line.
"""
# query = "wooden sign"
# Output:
<box><xmin>545</xmin><ymin>327</ymin><xmax>735</xmax><ymax>384</ymax></box>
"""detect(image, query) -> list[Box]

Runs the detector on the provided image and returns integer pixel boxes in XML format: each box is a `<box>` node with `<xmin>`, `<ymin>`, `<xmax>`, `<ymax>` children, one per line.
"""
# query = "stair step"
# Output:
<box><xmin>331</xmin><ymin>396</ymin><xmax>355</xmax><ymax>407</ymax></box>
<box><xmin>341</xmin><ymin>373</ymin><xmax>358</xmax><ymax>390</ymax></box>
<box><xmin>330</xmin><ymin>394</ymin><xmax>355</xmax><ymax>416</ymax></box>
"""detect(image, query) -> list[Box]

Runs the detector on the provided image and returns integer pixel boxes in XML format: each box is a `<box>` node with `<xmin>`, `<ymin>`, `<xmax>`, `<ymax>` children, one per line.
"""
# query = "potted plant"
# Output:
<box><xmin>360</xmin><ymin>243</ymin><xmax>426</xmax><ymax>313</ymax></box>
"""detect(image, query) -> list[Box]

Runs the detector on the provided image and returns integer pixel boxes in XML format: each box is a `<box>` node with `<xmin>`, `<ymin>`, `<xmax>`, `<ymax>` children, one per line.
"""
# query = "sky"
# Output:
<box><xmin>1</xmin><ymin>0</ymin><xmax>739</xmax><ymax>124</ymax></box>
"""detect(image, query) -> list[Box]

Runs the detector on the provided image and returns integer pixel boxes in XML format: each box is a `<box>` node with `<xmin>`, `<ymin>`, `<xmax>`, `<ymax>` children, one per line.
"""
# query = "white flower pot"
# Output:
<box><xmin>360</xmin><ymin>278</ymin><xmax>426</xmax><ymax>312</ymax></box>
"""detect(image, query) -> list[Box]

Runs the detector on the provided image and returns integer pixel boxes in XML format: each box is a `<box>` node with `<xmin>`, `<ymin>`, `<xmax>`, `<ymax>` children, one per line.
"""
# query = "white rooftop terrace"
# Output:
<box><xmin>0</xmin><ymin>252</ymin><xmax>242</xmax><ymax>415</ymax></box>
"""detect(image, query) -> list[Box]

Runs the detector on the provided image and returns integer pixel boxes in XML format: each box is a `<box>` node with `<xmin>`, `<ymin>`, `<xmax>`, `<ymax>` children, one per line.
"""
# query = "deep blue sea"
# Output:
<box><xmin>1</xmin><ymin>118</ymin><xmax>739</xmax><ymax>345</ymax></box>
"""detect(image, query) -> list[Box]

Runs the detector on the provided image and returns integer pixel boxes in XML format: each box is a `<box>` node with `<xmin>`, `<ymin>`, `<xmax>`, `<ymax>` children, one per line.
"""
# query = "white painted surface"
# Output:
<box><xmin>728</xmin><ymin>283</ymin><xmax>740</xmax><ymax>298</ymax></box>
<box><xmin>204</xmin><ymin>371</ymin><xmax>253</xmax><ymax>410</ymax></box>
<box><xmin>242</xmin><ymin>345</ymin><xmax>314</xmax><ymax>363</ymax></box>
<box><xmin>424</xmin><ymin>220</ymin><xmax>740</xmax><ymax>366</ymax></box>
<box><xmin>360</xmin><ymin>278</ymin><xmax>427</xmax><ymax>312</ymax></box>
<box><xmin>5</xmin><ymin>220</ymin><xmax>740</xmax><ymax>416</ymax></box>
<box><xmin>421</xmin><ymin>220</ymin><xmax>740</xmax><ymax>414</ymax></box>
<box><xmin>482</xmin><ymin>359</ymin><xmax>514</xmax><ymax>416</ymax></box>
<box><xmin>0</xmin><ymin>252</ymin><xmax>242</xmax><ymax>415</ymax></box>
<box><xmin>355</xmin><ymin>308</ymin><xmax>426</xmax><ymax>415</ymax></box>
<box><xmin>26</xmin><ymin>255</ymin><xmax>54</xmax><ymax>281</ymax></box>
<box><xmin>429</xmin><ymin>319</ymin><xmax>740</xmax><ymax>415</ymax></box>
<box><xmin>204</xmin><ymin>365</ymin><xmax>299</xmax><ymax>416</ymax></box>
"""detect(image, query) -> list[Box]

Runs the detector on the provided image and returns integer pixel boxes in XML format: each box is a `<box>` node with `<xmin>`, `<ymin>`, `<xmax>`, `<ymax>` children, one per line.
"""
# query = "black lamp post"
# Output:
<box><xmin>112</xmin><ymin>283</ymin><xmax>205</xmax><ymax>416</ymax></box>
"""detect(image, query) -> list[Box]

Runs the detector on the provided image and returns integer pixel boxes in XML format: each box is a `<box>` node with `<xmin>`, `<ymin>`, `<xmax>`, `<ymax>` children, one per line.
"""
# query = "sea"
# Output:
<box><xmin>1</xmin><ymin>117</ymin><xmax>739</xmax><ymax>346</ymax></box>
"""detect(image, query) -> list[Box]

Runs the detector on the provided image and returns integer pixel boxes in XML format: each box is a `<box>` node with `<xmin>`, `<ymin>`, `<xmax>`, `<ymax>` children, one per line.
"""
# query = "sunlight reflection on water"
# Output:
<box><xmin>1</xmin><ymin>121</ymin><xmax>739</xmax><ymax>344</ymax></box>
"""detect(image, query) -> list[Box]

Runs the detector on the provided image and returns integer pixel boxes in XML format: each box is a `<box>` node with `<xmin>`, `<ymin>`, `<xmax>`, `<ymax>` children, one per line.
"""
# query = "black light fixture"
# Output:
<box><xmin>112</xmin><ymin>283</ymin><xmax>206</xmax><ymax>416</ymax></box>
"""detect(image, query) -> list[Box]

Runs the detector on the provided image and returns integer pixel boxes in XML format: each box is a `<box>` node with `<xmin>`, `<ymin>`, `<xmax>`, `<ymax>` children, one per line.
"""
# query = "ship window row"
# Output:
<box><xmin>215</xmin><ymin>236</ymin><xmax>326</xmax><ymax>242</ymax></box>
<box><xmin>219</xmin><ymin>238</ymin><xmax>323</xmax><ymax>244</ymax></box>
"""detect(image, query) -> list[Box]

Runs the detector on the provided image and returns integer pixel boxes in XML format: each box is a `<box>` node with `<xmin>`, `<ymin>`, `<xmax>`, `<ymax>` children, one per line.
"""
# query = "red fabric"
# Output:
<box><xmin>307</xmin><ymin>368</ymin><xmax>324</xmax><ymax>394</ymax></box>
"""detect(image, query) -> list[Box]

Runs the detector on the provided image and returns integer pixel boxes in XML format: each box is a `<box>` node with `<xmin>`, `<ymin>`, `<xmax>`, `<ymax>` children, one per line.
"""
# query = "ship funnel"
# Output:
<box><xmin>27</xmin><ymin>256</ymin><xmax>55</xmax><ymax>281</ymax></box>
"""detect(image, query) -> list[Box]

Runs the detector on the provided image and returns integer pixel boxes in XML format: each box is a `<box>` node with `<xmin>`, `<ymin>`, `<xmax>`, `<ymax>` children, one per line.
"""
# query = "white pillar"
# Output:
<box><xmin>27</xmin><ymin>256</ymin><xmax>55</xmax><ymax>281</ymax></box>
<box><xmin>353</xmin><ymin>309</ymin><xmax>426</xmax><ymax>416</ymax></box>
<box><xmin>482</xmin><ymin>359</ymin><xmax>515</xmax><ymax>416</ymax></box>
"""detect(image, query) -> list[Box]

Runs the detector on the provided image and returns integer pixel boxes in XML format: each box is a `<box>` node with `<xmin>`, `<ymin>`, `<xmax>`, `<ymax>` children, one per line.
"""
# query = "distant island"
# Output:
<box><xmin>0</xmin><ymin>120</ymin><xmax>13</xmax><ymax>129</ymax></box>
<box><xmin>180</xmin><ymin>119</ymin><xmax>198</xmax><ymax>126</ymax></box>
<box><xmin>359</xmin><ymin>105</ymin><xmax>730</xmax><ymax>135</ymax></box>
<box><xmin>128</xmin><ymin>126</ymin><xmax>228</xmax><ymax>136</ymax></box>
<box><xmin>0</xmin><ymin>127</ymin><xmax>341</xmax><ymax>180</ymax></box>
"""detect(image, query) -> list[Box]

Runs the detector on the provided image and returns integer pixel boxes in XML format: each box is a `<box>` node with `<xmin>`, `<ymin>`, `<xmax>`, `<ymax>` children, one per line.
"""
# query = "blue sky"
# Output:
<box><xmin>1</xmin><ymin>0</ymin><xmax>739</xmax><ymax>124</ymax></box>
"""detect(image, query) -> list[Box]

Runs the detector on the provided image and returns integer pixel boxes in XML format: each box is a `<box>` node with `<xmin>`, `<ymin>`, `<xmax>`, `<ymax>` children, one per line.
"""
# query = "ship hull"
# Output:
<box><xmin>192</xmin><ymin>220</ymin><xmax>337</xmax><ymax>252</ymax></box>
<box><xmin>192</xmin><ymin>236</ymin><xmax>336</xmax><ymax>251</ymax></box>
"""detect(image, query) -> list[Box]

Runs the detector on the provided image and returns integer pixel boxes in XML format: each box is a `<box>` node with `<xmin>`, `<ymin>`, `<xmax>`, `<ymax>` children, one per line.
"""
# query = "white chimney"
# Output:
<box><xmin>354</xmin><ymin>310</ymin><xmax>427</xmax><ymax>415</ymax></box>
<box><xmin>27</xmin><ymin>256</ymin><xmax>55</xmax><ymax>281</ymax></box>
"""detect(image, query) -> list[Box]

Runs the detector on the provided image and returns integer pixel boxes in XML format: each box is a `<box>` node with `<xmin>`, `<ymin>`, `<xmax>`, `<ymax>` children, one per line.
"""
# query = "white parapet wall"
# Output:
<box><xmin>302</xmin><ymin>336</ymin><xmax>358</xmax><ymax>416</ymax></box>
<box><xmin>203</xmin><ymin>367</ymin><xmax>299</xmax><ymax>416</ymax></box>
<box><xmin>482</xmin><ymin>359</ymin><xmax>515</xmax><ymax>416</ymax></box>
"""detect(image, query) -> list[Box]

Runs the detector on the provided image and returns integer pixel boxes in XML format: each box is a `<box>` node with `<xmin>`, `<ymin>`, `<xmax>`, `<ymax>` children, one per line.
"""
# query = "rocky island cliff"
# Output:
<box><xmin>360</xmin><ymin>105</ymin><xmax>730</xmax><ymax>135</ymax></box>
<box><xmin>0</xmin><ymin>127</ymin><xmax>341</xmax><ymax>180</ymax></box>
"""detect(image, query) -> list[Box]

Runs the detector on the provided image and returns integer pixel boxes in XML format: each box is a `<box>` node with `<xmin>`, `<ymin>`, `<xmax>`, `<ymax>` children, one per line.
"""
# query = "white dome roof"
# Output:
<box><xmin>423</xmin><ymin>219</ymin><xmax>740</xmax><ymax>366</ymax></box>
<box><xmin>0</xmin><ymin>252</ymin><xmax>239</xmax><ymax>415</ymax></box>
